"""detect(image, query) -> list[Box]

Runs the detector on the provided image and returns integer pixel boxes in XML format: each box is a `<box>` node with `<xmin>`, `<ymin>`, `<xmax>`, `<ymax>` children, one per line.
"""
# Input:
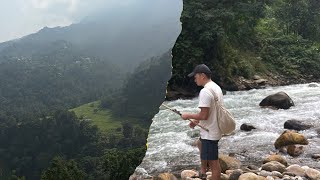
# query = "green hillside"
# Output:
<box><xmin>70</xmin><ymin>101</ymin><xmax>149</xmax><ymax>133</ymax></box>
<box><xmin>70</xmin><ymin>101</ymin><xmax>120</xmax><ymax>133</ymax></box>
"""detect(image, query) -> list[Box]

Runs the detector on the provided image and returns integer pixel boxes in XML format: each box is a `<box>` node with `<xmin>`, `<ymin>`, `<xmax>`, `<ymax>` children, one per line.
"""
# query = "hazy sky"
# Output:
<box><xmin>0</xmin><ymin>0</ymin><xmax>136</xmax><ymax>43</ymax></box>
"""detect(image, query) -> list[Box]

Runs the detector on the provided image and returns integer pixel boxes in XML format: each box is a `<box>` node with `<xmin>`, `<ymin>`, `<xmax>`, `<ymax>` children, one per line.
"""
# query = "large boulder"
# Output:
<box><xmin>259</xmin><ymin>92</ymin><xmax>294</xmax><ymax>109</ymax></box>
<box><xmin>180</xmin><ymin>170</ymin><xmax>198</xmax><ymax>180</ymax></box>
<box><xmin>284</xmin><ymin>120</ymin><xmax>312</xmax><ymax>131</ymax></box>
<box><xmin>240</xmin><ymin>123</ymin><xmax>256</xmax><ymax>131</ymax></box>
<box><xmin>219</xmin><ymin>154</ymin><xmax>241</xmax><ymax>173</ymax></box>
<box><xmin>263</xmin><ymin>154</ymin><xmax>287</xmax><ymax>166</ymax></box>
<box><xmin>285</xmin><ymin>164</ymin><xmax>306</xmax><ymax>177</ymax></box>
<box><xmin>261</xmin><ymin>161</ymin><xmax>286</xmax><ymax>173</ymax></box>
<box><xmin>238</xmin><ymin>172</ymin><xmax>266</xmax><ymax>180</ymax></box>
<box><xmin>274</xmin><ymin>130</ymin><xmax>308</xmax><ymax>149</ymax></box>
<box><xmin>305</xmin><ymin>168</ymin><xmax>320</xmax><ymax>180</ymax></box>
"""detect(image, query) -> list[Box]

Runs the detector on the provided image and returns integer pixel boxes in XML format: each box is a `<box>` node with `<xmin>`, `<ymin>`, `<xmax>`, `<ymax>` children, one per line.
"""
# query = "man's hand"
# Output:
<box><xmin>181</xmin><ymin>113</ymin><xmax>191</xmax><ymax>120</ymax></box>
<box><xmin>189</xmin><ymin>120</ymin><xmax>199</xmax><ymax>129</ymax></box>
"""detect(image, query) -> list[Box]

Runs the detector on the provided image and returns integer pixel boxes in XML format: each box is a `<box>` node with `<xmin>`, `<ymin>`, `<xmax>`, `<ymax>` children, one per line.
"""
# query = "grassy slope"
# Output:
<box><xmin>70</xmin><ymin>101</ymin><xmax>149</xmax><ymax>134</ymax></box>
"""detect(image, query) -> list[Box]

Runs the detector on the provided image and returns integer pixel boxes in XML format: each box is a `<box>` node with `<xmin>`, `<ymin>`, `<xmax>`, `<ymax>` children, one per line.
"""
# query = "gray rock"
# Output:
<box><xmin>308</xmin><ymin>83</ymin><xmax>319</xmax><ymax>87</ymax></box>
<box><xmin>229</xmin><ymin>170</ymin><xmax>242</xmax><ymax>180</ymax></box>
<box><xmin>271</xmin><ymin>171</ymin><xmax>283</xmax><ymax>178</ymax></box>
<box><xmin>259</xmin><ymin>92</ymin><xmax>294</xmax><ymax>109</ymax></box>
<box><xmin>305</xmin><ymin>168</ymin><xmax>320</xmax><ymax>180</ymax></box>
<box><xmin>240</xmin><ymin>123</ymin><xmax>256</xmax><ymax>131</ymax></box>
<box><xmin>253</xmin><ymin>75</ymin><xmax>262</xmax><ymax>80</ymax></box>
<box><xmin>312</xmin><ymin>154</ymin><xmax>320</xmax><ymax>160</ymax></box>
<box><xmin>286</xmin><ymin>164</ymin><xmax>306</xmax><ymax>177</ymax></box>
<box><xmin>284</xmin><ymin>120</ymin><xmax>312</xmax><ymax>131</ymax></box>
<box><xmin>261</xmin><ymin>161</ymin><xmax>286</xmax><ymax>173</ymax></box>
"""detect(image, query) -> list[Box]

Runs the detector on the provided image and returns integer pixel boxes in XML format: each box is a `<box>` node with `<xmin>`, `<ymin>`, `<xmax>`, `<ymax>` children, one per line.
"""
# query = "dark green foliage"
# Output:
<box><xmin>260</xmin><ymin>35</ymin><xmax>320</xmax><ymax>77</ymax></box>
<box><xmin>0</xmin><ymin>109</ymin><xmax>148</xmax><ymax>180</ymax></box>
<box><xmin>101</xmin><ymin>51</ymin><xmax>172</xmax><ymax>120</ymax></box>
<box><xmin>0</xmin><ymin>110</ymin><xmax>103</xmax><ymax>179</ymax></box>
<box><xmin>170</xmin><ymin>0</ymin><xmax>320</xmax><ymax>90</ymax></box>
<box><xmin>41</xmin><ymin>157</ymin><xmax>86</xmax><ymax>180</ymax></box>
<box><xmin>0</xmin><ymin>42</ymin><xmax>124</xmax><ymax>120</ymax></box>
<box><xmin>171</xmin><ymin>0</ymin><xmax>265</xmax><ymax>87</ymax></box>
<box><xmin>102</xmin><ymin>147</ymin><xmax>146</xmax><ymax>180</ymax></box>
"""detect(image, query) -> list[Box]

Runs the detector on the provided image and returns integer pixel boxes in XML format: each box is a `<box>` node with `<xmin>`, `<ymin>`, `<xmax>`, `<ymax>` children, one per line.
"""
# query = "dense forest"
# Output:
<box><xmin>0</xmin><ymin>0</ymin><xmax>178</xmax><ymax>178</ymax></box>
<box><xmin>170</xmin><ymin>0</ymin><xmax>320</xmax><ymax>92</ymax></box>
<box><xmin>0</xmin><ymin>48</ymin><xmax>171</xmax><ymax>179</ymax></box>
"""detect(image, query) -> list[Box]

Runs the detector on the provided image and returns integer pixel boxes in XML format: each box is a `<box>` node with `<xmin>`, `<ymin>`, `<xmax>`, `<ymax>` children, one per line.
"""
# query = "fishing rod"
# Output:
<box><xmin>161</xmin><ymin>104</ymin><xmax>209</xmax><ymax>132</ymax></box>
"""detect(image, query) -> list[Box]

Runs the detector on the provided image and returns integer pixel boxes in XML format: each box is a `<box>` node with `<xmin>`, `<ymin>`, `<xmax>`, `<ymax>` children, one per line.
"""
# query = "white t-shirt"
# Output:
<box><xmin>198</xmin><ymin>81</ymin><xmax>223</xmax><ymax>140</ymax></box>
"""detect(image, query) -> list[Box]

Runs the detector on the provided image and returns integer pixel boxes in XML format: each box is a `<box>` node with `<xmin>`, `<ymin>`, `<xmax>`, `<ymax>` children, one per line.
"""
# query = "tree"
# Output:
<box><xmin>41</xmin><ymin>157</ymin><xmax>85</xmax><ymax>180</ymax></box>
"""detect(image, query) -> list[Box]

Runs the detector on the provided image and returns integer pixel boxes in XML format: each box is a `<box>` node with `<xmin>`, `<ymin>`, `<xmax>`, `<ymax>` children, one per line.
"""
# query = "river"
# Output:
<box><xmin>135</xmin><ymin>83</ymin><xmax>320</xmax><ymax>177</ymax></box>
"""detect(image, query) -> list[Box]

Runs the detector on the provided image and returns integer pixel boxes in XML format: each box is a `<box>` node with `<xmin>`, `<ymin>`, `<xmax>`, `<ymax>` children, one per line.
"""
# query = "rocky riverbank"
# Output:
<box><xmin>166</xmin><ymin>74</ymin><xmax>319</xmax><ymax>101</ymax></box>
<box><xmin>130</xmin><ymin>130</ymin><xmax>320</xmax><ymax>180</ymax></box>
<box><xmin>132</xmin><ymin>86</ymin><xmax>320</xmax><ymax>180</ymax></box>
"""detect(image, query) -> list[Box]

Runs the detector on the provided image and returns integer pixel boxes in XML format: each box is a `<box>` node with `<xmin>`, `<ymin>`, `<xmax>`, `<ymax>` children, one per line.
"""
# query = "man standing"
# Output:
<box><xmin>181</xmin><ymin>64</ymin><xmax>222</xmax><ymax>180</ymax></box>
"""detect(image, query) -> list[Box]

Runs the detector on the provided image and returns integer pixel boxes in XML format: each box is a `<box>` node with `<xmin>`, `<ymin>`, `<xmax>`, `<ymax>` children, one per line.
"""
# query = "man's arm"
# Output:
<box><xmin>181</xmin><ymin>107</ymin><xmax>209</xmax><ymax>121</ymax></box>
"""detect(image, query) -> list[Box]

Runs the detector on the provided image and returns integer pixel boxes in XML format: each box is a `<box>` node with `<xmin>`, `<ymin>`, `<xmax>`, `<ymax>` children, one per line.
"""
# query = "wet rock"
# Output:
<box><xmin>274</xmin><ymin>130</ymin><xmax>308</xmax><ymax>149</ymax></box>
<box><xmin>312</xmin><ymin>154</ymin><xmax>320</xmax><ymax>160</ymax></box>
<box><xmin>287</xmin><ymin>145</ymin><xmax>304</xmax><ymax>157</ymax></box>
<box><xmin>206</xmin><ymin>173</ymin><xmax>228</xmax><ymax>180</ymax></box>
<box><xmin>238</xmin><ymin>172</ymin><xmax>256</xmax><ymax>180</ymax></box>
<box><xmin>283</xmin><ymin>171</ymin><xmax>296</xmax><ymax>177</ymax></box>
<box><xmin>258</xmin><ymin>170</ymin><xmax>273</xmax><ymax>177</ymax></box>
<box><xmin>219</xmin><ymin>154</ymin><xmax>241</xmax><ymax>173</ymax></box>
<box><xmin>284</xmin><ymin>120</ymin><xmax>312</xmax><ymax>131</ymax></box>
<box><xmin>229</xmin><ymin>170</ymin><xmax>242</xmax><ymax>180</ymax></box>
<box><xmin>258</xmin><ymin>170</ymin><xmax>282</xmax><ymax>178</ymax></box>
<box><xmin>259</xmin><ymin>92</ymin><xmax>294</xmax><ymax>109</ymax></box>
<box><xmin>221</xmin><ymin>173</ymin><xmax>229</xmax><ymax>180</ymax></box>
<box><xmin>225</xmin><ymin>170</ymin><xmax>234</xmax><ymax>176</ymax></box>
<box><xmin>238</xmin><ymin>172</ymin><xmax>266</xmax><ymax>180</ymax></box>
<box><xmin>263</xmin><ymin>154</ymin><xmax>288</xmax><ymax>166</ymax></box>
<box><xmin>308</xmin><ymin>83</ymin><xmax>319</xmax><ymax>87</ymax></box>
<box><xmin>253</xmin><ymin>75</ymin><xmax>262</xmax><ymax>80</ymax></box>
<box><xmin>130</xmin><ymin>168</ymin><xmax>152</xmax><ymax>179</ymax></box>
<box><xmin>285</xmin><ymin>164</ymin><xmax>306</xmax><ymax>177</ymax></box>
<box><xmin>240</xmin><ymin>123</ymin><xmax>256</xmax><ymax>131</ymax></box>
<box><xmin>305</xmin><ymin>168</ymin><xmax>320</xmax><ymax>180</ymax></box>
<box><xmin>261</xmin><ymin>161</ymin><xmax>286</xmax><ymax>173</ymax></box>
<box><xmin>181</xmin><ymin>170</ymin><xmax>198</xmax><ymax>180</ymax></box>
<box><xmin>247</xmin><ymin>165</ymin><xmax>260</xmax><ymax>171</ymax></box>
<box><xmin>254</xmin><ymin>79</ymin><xmax>268</xmax><ymax>85</ymax></box>
<box><xmin>157</xmin><ymin>173</ymin><xmax>178</xmax><ymax>180</ymax></box>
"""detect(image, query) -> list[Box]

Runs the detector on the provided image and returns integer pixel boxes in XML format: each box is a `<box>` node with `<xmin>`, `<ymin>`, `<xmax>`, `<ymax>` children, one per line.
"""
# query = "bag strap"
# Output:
<box><xmin>204</xmin><ymin>86</ymin><xmax>219</xmax><ymax>102</ymax></box>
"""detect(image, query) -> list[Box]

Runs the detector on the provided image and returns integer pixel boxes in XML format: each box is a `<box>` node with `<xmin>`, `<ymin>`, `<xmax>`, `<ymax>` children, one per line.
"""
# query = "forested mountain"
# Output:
<box><xmin>170</xmin><ymin>0</ymin><xmax>320</xmax><ymax>93</ymax></box>
<box><xmin>0</xmin><ymin>0</ymin><xmax>181</xmax><ymax>179</ymax></box>
<box><xmin>0</xmin><ymin>0</ymin><xmax>181</xmax><ymax>70</ymax></box>
<box><xmin>0</xmin><ymin>50</ymin><xmax>173</xmax><ymax>180</ymax></box>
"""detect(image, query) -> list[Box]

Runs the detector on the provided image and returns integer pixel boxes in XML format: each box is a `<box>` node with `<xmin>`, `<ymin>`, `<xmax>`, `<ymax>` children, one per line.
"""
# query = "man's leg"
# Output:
<box><xmin>208</xmin><ymin>160</ymin><xmax>221</xmax><ymax>180</ymax></box>
<box><xmin>197</xmin><ymin>139</ymin><xmax>207</xmax><ymax>174</ymax></box>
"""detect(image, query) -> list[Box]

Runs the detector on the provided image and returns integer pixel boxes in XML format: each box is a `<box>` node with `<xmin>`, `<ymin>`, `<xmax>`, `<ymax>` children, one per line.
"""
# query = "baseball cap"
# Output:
<box><xmin>188</xmin><ymin>64</ymin><xmax>212</xmax><ymax>77</ymax></box>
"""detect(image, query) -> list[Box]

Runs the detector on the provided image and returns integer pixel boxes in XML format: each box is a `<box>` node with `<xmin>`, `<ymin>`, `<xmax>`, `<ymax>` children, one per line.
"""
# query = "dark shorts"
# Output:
<box><xmin>200</xmin><ymin>138</ymin><xmax>219</xmax><ymax>160</ymax></box>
